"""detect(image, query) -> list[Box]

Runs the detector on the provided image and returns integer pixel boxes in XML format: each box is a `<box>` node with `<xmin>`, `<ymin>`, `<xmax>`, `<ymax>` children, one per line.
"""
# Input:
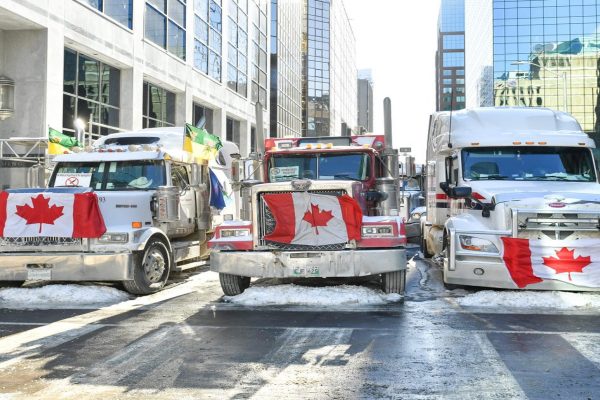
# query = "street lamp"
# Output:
<box><xmin>511</xmin><ymin>60</ymin><xmax>568</xmax><ymax>113</ymax></box>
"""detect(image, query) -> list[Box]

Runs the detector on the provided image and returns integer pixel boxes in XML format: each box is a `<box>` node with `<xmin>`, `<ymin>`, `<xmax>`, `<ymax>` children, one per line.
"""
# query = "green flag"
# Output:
<box><xmin>183</xmin><ymin>123</ymin><xmax>223</xmax><ymax>161</ymax></box>
<box><xmin>48</xmin><ymin>127</ymin><xmax>81</xmax><ymax>154</ymax></box>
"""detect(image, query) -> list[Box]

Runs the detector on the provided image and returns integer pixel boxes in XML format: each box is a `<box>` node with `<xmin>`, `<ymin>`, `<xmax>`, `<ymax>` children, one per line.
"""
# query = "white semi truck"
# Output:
<box><xmin>0</xmin><ymin>127</ymin><xmax>237</xmax><ymax>295</ymax></box>
<box><xmin>422</xmin><ymin>107</ymin><xmax>600</xmax><ymax>290</ymax></box>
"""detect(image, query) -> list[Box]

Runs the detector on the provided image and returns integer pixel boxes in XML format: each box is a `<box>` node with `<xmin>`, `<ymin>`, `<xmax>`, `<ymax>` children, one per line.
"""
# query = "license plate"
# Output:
<box><xmin>293</xmin><ymin>265</ymin><xmax>320</xmax><ymax>277</ymax></box>
<box><xmin>27</xmin><ymin>265</ymin><xmax>52</xmax><ymax>280</ymax></box>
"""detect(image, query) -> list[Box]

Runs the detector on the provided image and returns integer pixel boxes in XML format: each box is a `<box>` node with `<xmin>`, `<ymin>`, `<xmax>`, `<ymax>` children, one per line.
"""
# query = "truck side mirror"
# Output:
<box><xmin>448</xmin><ymin>186</ymin><xmax>472</xmax><ymax>198</ymax></box>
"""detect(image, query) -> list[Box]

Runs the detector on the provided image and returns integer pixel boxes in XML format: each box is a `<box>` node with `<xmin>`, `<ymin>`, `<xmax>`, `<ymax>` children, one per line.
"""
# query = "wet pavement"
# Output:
<box><xmin>0</xmin><ymin>249</ymin><xmax>599</xmax><ymax>399</ymax></box>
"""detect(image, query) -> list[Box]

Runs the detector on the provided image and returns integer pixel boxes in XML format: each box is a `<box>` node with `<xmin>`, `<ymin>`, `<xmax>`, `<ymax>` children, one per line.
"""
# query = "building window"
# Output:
<box><xmin>250</xmin><ymin>0</ymin><xmax>267</xmax><ymax>107</ymax></box>
<box><xmin>442</xmin><ymin>52</ymin><xmax>464</xmax><ymax>67</ymax></box>
<box><xmin>227</xmin><ymin>0</ymin><xmax>248</xmax><ymax>96</ymax></box>
<box><xmin>142</xmin><ymin>81</ymin><xmax>176</xmax><ymax>127</ymax></box>
<box><xmin>63</xmin><ymin>48</ymin><xmax>121</xmax><ymax>136</ymax></box>
<box><xmin>226</xmin><ymin>116</ymin><xmax>240</xmax><ymax>146</ymax></box>
<box><xmin>192</xmin><ymin>103</ymin><xmax>214</xmax><ymax>132</ymax></box>
<box><xmin>194</xmin><ymin>0</ymin><xmax>222</xmax><ymax>81</ymax></box>
<box><xmin>145</xmin><ymin>0</ymin><xmax>187</xmax><ymax>60</ymax></box>
<box><xmin>81</xmin><ymin>0</ymin><xmax>133</xmax><ymax>28</ymax></box>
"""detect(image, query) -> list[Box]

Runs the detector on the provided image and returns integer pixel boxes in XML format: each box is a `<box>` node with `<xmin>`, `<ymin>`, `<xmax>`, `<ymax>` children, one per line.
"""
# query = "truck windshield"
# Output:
<box><xmin>50</xmin><ymin>160</ymin><xmax>166</xmax><ymax>190</ymax></box>
<box><xmin>269</xmin><ymin>153</ymin><xmax>370</xmax><ymax>182</ymax></box>
<box><xmin>462</xmin><ymin>147</ymin><xmax>596</xmax><ymax>182</ymax></box>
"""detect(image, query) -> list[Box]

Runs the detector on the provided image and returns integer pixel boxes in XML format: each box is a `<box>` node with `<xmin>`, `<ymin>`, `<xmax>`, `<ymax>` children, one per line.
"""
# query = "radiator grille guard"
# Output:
<box><xmin>258</xmin><ymin>190</ymin><xmax>348</xmax><ymax>251</ymax></box>
<box><xmin>514</xmin><ymin>211</ymin><xmax>600</xmax><ymax>240</ymax></box>
<box><xmin>0</xmin><ymin>236</ymin><xmax>83</xmax><ymax>250</ymax></box>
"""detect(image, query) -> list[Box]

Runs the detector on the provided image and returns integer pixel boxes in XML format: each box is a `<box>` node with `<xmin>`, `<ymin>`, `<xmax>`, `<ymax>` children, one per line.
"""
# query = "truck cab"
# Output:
<box><xmin>423</xmin><ymin>107</ymin><xmax>600</xmax><ymax>290</ymax></box>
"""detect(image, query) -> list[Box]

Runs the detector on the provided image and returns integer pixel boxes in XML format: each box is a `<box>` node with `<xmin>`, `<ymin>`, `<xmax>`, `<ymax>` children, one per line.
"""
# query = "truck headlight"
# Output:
<box><xmin>459</xmin><ymin>235</ymin><xmax>498</xmax><ymax>253</ymax></box>
<box><xmin>98</xmin><ymin>233</ymin><xmax>129</xmax><ymax>243</ymax></box>
<box><xmin>220</xmin><ymin>229</ymin><xmax>251</xmax><ymax>238</ymax></box>
<box><xmin>361</xmin><ymin>225</ymin><xmax>394</xmax><ymax>238</ymax></box>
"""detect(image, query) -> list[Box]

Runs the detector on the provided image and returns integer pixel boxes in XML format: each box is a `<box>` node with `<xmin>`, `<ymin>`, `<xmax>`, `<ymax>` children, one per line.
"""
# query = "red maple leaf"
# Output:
<box><xmin>302</xmin><ymin>203</ymin><xmax>333</xmax><ymax>234</ymax></box>
<box><xmin>542</xmin><ymin>247</ymin><xmax>591</xmax><ymax>281</ymax></box>
<box><xmin>15</xmin><ymin>194</ymin><xmax>64</xmax><ymax>233</ymax></box>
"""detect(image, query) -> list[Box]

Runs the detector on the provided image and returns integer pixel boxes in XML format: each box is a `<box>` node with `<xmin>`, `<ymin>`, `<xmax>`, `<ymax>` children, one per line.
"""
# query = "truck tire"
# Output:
<box><xmin>421</xmin><ymin>234</ymin><xmax>433</xmax><ymax>258</ymax></box>
<box><xmin>123</xmin><ymin>239</ymin><xmax>171</xmax><ymax>295</ymax></box>
<box><xmin>382</xmin><ymin>270</ymin><xmax>406</xmax><ymax>295</ymax></box>
<box><xmin>0</xmin><ymin>281</ymin><xmax>24</xmax><ymax>288</ymax></box>
<box><xmin>219</xmin><ymin>273</ymin><xmax>251</xmax><ymax>296</ymax></box>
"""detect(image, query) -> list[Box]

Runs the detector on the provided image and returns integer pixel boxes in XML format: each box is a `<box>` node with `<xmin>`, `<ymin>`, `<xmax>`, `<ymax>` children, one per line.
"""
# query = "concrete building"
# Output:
<box><xmin>436</xmin><ymin>0</ymin><xmax>466</xmax><ymax>111</ymax></box>
<box><xmin>302</xmin><ymin>0</ymin><xmax>356</xmax><ymax>137</ymax></box>
<box><xmin>464</xmin><ymin>0</ymin><xmax>600</xmax><ymax>141</ymax></box>
<box><xmin>0</xmin><ymin>0</ymin><xmax>270</xmax><ymax>188</ymax></box>
<box><xmin>357</xmin><ymin>69</ymin><xmax>373</xmax><ymax>133</ymax></box>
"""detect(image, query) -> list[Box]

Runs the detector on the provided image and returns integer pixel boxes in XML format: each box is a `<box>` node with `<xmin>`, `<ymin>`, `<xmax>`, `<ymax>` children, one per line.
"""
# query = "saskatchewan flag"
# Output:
<box><xmin>48</xmin><ymin>127</ymin><xmax>81</xmax><ymax>155</ymax></box>
<box><xmin>183</xmin><ymin>123</ymin><xmax>223</xmax><ymax>161</ymax></box>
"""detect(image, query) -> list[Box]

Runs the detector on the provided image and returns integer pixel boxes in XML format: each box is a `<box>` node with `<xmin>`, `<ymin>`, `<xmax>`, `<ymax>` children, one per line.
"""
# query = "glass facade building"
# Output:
<box><xmin>437</xmin><ymin>0</ymin><xmax>466</xmax><ymax>111</ymax></box>
<box><xmin>269</xmin><ymin>0</ymin><xmax>303</xmax><ymax>137</ymax></box>
<box><xmin>465</xmin><ymin>0</ymin><xmax>600</xmax><ymax>140</ymax></box>
<box><xmin>303</xmin><ymin>0</ymin><xmax>356</xmax><ymax>137</ymax></box>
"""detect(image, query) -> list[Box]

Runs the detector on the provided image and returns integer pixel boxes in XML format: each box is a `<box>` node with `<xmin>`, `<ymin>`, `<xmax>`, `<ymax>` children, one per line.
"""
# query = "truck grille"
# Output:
<box><xmin>258</xmin><ymin>190</ymin><xmax>347</xmax><ymax>250</ymax></box>
<box><xmin>515</xmin><ymin>211</ymin><xmax>600</xmax><ymax>240</ymax></box>
<box><xmin>0</xmin><ymin>236</ymin><xmax>83</xmax><ymax>249</ymax></box>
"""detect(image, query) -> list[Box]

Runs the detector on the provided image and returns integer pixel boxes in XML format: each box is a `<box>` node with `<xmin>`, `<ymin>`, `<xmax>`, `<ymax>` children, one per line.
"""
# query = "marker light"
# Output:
<box><xmin>132</xmin><ymin>221</ymin><xmax>142</xmax><ymax>228</ymax></box>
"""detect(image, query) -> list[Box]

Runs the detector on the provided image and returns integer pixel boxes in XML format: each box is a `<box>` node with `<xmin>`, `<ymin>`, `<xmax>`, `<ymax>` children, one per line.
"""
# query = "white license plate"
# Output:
<box><xmin>27</xmin><ymin>266</ymin><xmax>52</xmax><ymax>280</ymax></box>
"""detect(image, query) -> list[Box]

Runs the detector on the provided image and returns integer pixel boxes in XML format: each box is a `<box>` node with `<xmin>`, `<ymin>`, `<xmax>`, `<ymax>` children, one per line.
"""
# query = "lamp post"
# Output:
<box><xmin>511</xmin><ymin>60</ymin><xmax>568</xmax><ymax>113</ymax></box>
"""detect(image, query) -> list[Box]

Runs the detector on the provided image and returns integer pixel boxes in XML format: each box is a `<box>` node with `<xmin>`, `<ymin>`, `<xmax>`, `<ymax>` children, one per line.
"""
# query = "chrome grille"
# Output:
<box><xmin>0</xmin><ymin>236</ymin><xmax>82</xmax><ymax>247</ymax></box>
<box><xmin>258</xmin><ymin>190</ymin><xmax>347</xmax><ymax>250</ymax></box>
<box><xmin>515</xmin><ymin>211</ymin><xmax>600</xmax><ymax>240</ymax></box>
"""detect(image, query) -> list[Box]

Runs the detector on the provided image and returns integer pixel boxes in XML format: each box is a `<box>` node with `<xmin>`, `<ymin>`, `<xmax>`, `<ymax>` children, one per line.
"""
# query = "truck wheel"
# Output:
<box><xmin>219</xmin><ymin>273</ymin><xmax>251</xmax><ymax>296</ymax></box>
<box><xmin>0</xmin><ymin>281</ymin><xmax>25</xmax><ymax>288</ymax></box>
<box><xmin>382</xmin><ymin>270</ymin><xmax>406</xmax><ymax>295</ymax></box>
<box><xmin>421</xmin><ymin>234</ymin><xmax>433</xmax><ymax>259</ymax></box>
<box><xmin>123</xmin><ymin>239</ymin><xmax>171</xmax><ymax>295</ymax></box>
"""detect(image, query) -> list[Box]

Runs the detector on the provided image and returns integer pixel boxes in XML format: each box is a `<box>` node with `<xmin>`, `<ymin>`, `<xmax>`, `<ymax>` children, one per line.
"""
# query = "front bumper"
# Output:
<box><xmin>0</xmin><ymin>252</ymin><xmax>134</xmax><ymax>281</ymax></box>
<box><xmin>210</xmin><ymin>248</ymin><xmax>406</xmax><ymax>278</ymax></box>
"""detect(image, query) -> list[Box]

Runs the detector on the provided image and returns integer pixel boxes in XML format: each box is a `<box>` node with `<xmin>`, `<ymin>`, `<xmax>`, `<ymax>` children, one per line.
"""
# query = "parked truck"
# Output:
<box><xmin>209</xmin><ymin>101</ymin><xmax>407</xmax><ymax>296</ymax></box>
<box><xmin>0</xmin><ymin>127</ymin><xmax>237</xmax><ymax>295</ymax></box>
<box><xmin>422</xmin><ymin>107</ymin><xmax>600</xmax><ymax>290</ymax></box>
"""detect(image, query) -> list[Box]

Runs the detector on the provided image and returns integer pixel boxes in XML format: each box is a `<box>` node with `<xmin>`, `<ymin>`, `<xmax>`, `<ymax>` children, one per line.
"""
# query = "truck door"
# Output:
<box><xmin>171</xmin><ymin>163</ymin><xmax>196</xmax><ymax>233</ymax></box>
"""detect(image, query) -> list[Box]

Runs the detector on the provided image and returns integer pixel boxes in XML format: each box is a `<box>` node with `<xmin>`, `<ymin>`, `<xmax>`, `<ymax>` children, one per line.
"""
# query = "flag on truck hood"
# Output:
<box><xmin>183</xmin><ymin>123</ymin><xmax>223</xmax><ymax>161</ymax></box>
<box><xmin>48</xmin><ymin>127</ymin><xmax>81</xmax><ymax>155</ymax></box>
<box><xmin>263</xmin><ymin>192</ymin><xmax>362</xmax><ymax>246</ymax></box>
<box><xmin>501</xmin><ymin>237</ymin><xmax>600</xmax><ymax>288</ymax></box>
<box><xmin>0</xmin><ymin>191</ymin><xmax>106</xmax><ymax>238</ymax></box>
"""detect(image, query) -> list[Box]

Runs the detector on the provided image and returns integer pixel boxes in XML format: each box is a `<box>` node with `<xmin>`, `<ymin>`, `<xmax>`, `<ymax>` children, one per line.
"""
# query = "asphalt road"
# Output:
<box><xmin>1</xmin><ymin>249</ymin><xmax>600</xmax><ymax>399</ymax></box>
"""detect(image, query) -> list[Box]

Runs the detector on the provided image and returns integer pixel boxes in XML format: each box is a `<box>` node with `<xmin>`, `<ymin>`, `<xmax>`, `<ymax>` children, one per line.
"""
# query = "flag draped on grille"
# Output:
<box><xmin>0</xmin><ymin>191</ymin><xmax>106</xmax><ymax>238</ymax></box>
<box><xmin>501</xmin><ymin>237</ymin><xmax>600</xmax><ymax>288</ymax></box>
<box><xmin>48</xmin><ymin>127</ymin><xmax>81</xmax><ymax>155</ymax></box>
<box><xmin>262</xmin><ymin>192</ymin><xmax>362</xmax><ymax>246</ymax></box>
<box><xmin>183</xmin><ymin>123</ymin><xmax>223</xmax><ymax>161</ymax></box>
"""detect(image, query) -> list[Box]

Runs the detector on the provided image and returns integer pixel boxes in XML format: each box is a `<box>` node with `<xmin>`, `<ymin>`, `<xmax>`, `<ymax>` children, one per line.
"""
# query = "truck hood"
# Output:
<box><xmin>469</xmin><ymin>181</ymin><xmax>600</xmax><ymax>206</ymax></box>
<box><xmin>95</xmin><ymin>191</ymin><xmax>154</xmax><ymax>232</ymax></box>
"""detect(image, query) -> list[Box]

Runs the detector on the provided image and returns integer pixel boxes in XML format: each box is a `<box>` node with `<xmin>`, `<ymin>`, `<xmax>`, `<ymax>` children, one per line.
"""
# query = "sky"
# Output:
<box><xmin>343</xmin><ymin>0</ymin><xmax>441</xmax><ymax>163</ymax></box>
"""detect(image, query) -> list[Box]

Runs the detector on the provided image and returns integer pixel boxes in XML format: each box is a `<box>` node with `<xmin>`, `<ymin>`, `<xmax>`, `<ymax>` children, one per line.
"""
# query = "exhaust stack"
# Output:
<box><xmin>255</xmin><ymin>101</ymin><xmax>265</xmax><ymax>156</ymax></box>
<box><xmin>384</xmin><ymin>97</ymin><xmax>393</xmax><ymax>149</ymax></box>
<box><xmin>376</xmin><ymin>97</ymin><xmax>399</xmax><ymax>216</ymax></box>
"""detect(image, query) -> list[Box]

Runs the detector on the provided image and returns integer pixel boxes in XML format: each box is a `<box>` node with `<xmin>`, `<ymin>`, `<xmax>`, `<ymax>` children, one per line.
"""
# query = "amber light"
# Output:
<box><xmin>132</xmin><ymin>221</ymin><xmax>142</xmax><ymax>228</ymax></box>
<box><xmin>513</xmin><ymin>141</ymin><xmax>521</xmax><ymax>145</ymax></box>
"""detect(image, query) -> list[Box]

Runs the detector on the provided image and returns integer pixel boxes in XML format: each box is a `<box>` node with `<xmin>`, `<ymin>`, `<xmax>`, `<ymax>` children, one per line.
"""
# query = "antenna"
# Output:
<box><xmin>448</xmin><ymin>87</ymin><xmax>454</xmax><ymax>148</ymax></box>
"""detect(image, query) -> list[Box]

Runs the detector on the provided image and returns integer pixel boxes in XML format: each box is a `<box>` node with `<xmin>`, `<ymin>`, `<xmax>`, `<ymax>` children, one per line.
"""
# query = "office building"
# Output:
<box><xmin>0</xmin><ymin>0</ymin><xmax>270</xmax><ymax>174</ymax></box>
<box><xmin>302</xmin><ymin>0</ymin><xmax>356</xmax><ymax>137</ymax></box>
<box><xmin>436</xmin><ymin>0</ymin><xmax>466</xmax><ymax>111</ymax></box>
<box><xmin>465</xmin><ymin>0</ymin><xmax>600</xmax><ymax>140</ymax></box>
<box><xmin>357</xmin><ymin>69</ymin><xmax>373</xmax><ymax>132</ymax></box>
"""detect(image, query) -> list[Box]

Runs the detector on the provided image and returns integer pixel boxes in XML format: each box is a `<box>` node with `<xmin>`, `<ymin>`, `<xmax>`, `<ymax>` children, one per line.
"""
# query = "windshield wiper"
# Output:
<box><xmin>524</xmin><ymin>175</ymin><xmax>569</xmax><ymax>181</ymax></box>
<box><xmin>473</xmin><ymin>175</ymin><xmax>509</xmax><ymax>180</ymax></box>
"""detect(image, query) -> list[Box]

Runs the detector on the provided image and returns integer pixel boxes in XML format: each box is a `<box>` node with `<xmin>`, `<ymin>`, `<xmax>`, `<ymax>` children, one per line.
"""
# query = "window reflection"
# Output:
<box><xmin>81</xmin><ymin>0</ymin><xmax>133</xmax><ymax>29</ymax></box>
<box><xmin>145</xmin><ymin>1</ymin><xmax>186</xmax><ymax>60</ymax></box>
<box><xmin>142</xmin><ymin>81</ymin><xmax>175</xmax><ymax>128</ymax></box>
<box><xmin>195</xmin><ymin>0</ymin><xmax>222</xmax><ymax>80</ymax></box>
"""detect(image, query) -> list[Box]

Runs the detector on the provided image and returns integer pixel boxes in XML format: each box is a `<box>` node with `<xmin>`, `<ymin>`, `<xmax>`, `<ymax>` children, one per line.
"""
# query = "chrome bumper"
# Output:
<box><xmin>210</xmin><ymin>248</ymin><xmax>407</xmax><ymax>278</ymax></box>
<box><xmin>0</xmin><ymin>252</ymin><xmax>134</xmax><ymax>281</ymax></box>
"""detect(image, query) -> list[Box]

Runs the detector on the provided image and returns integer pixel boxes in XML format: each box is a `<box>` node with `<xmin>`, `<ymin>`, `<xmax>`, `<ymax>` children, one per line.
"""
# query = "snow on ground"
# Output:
<box><xmin>457</xmin><ymin>290</ymin><xmax>600</xmax><ymax>309</ymax></box>
<box><xmin>224</xmin><ymin>284</ymin><xmax>402</xmax><ymax>306</ymax></box>
<box><xmin>0</xmin><ymin>284</ymin><xmax>131</xmax><ymax>310</ymax></box>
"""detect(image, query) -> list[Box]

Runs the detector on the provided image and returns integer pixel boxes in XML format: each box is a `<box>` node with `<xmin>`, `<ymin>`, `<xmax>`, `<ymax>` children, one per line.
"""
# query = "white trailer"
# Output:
<box><xmin>0</xmin><ymin>127</ymin><xmax>237</xmax><ymax>294</ymax></box>
<box><xmin>422</xmin><ymin>107</ymin><xmax>600</xmax><ymax>291</ymax></box>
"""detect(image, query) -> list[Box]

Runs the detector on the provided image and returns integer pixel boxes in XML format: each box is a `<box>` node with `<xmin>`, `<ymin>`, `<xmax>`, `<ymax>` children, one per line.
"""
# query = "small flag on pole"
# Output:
<box><xmin>48</xmin><ymin>127</ymin><xmax>80</xmax><ymax>155</ymax></box>
<box><xmin>183</xmin><ymin>123</ymin><xmax>223</xmax><ymax>161</ymax></box>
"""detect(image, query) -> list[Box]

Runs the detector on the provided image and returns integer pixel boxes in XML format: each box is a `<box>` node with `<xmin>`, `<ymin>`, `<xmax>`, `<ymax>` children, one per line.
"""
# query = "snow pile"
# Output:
<box><xmin>224</xmin><ymin>284</ymin><xmax>402</xmax><ymax>306</ymax></box>
<box><xmin>457</xmin><ymin>290</ymin><xmax>600</xmax><ymax>309</ymax></box>
<box><xmin>0</xmin><ymin>284</ymin><xmax>131</xmax><ymax>309</ymax></box>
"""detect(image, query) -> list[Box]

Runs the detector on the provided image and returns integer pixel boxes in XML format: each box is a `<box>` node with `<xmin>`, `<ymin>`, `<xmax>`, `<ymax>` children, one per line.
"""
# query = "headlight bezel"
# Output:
<box><xmin>458</xmin><ymin>235</ymin><xmax>499</xmax><ymax>254</ymax></box>
<box><xmin>98</xmin><ymin>232</ymin><xmax>129</xmax><ymax>243</ymax></box>
<box><xmin>220</xmin><ymin>228</ymin><xmax>251</xmax><ymax>238</ymax></box>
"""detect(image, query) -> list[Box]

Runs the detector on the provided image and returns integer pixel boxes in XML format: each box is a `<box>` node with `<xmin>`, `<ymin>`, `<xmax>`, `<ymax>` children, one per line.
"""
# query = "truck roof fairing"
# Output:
<box><xmin>430</xmin><ymin>107</ymin><xmax>594</xmax><ymax>149</ymax></box>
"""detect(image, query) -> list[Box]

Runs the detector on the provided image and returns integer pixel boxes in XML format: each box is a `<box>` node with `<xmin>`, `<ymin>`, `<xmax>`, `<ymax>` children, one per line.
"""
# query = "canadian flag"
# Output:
<box><xmin>263</xmin><ymin>192</ymin><xmax>362</xmax><ymax>246</ymax></box>
<box><xmin>501</xmin><ymin>237</ymin><xmax>600</xmax><ymax>288</ymax></box>
<box><xmin>0</xmin><ymin>191</ymin><xmax>106</xmax><ymax>238</ymax></box>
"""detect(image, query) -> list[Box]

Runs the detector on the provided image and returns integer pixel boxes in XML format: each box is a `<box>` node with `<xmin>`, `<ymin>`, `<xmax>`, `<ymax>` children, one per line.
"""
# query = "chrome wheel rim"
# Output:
<box><xmin>144</xmin><ymin>247</ymin><xmax>166</xmax><ymax>283</ymax></box>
